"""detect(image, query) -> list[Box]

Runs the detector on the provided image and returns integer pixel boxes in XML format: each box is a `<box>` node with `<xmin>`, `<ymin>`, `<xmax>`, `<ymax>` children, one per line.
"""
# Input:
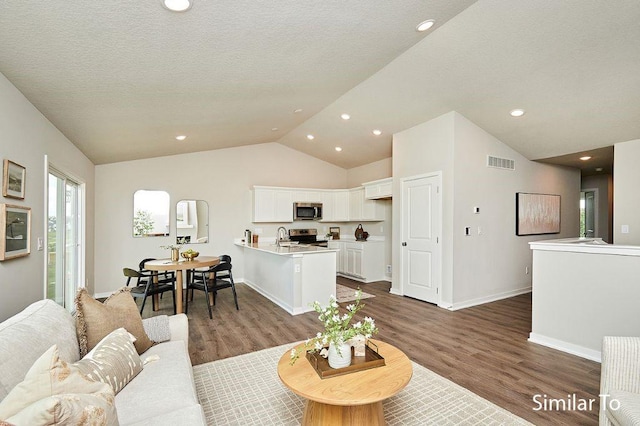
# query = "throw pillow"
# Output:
<box><xmin>0</xmin><ymin>345</ymin><xmax>116</xmax><ymax>423</ymax></box>
<box><xmin>75</xmin><ymin>287</ymin><xmax>153</xmax><ymax>356</ymax></box>
<box><xmin>6</xmin><ymin>393</ymin><xmax>118</xmax><ymax>426</ymax></box>
<box><xmin>74</xmin><ymin>328</ymin><xmax>143</xmax><ymax>394</ymax></box>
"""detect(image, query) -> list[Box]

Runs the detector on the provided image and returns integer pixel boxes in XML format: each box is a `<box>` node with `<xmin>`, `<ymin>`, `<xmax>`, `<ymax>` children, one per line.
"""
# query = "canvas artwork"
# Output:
<box><xmin>2</xmin><ymin>159</ymin><xmax>26</xmax><ymax>199</ymax></box>
<box><xmin>516</xmin><ymin>193</ymin><xmax>561</xmax><ymax>236</ymax></box>
<box><xmin>1</xmin><ymin>204</ymin><xmax>31</xmax><ymax>260</ymax></box>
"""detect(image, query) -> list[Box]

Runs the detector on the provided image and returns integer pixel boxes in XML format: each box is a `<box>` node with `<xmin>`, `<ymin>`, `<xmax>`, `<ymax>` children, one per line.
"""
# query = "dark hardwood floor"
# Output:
<box><xmin>142</xmin><ymin>277</ymin><xmax>601</xmax><ymax>425</ymax></box>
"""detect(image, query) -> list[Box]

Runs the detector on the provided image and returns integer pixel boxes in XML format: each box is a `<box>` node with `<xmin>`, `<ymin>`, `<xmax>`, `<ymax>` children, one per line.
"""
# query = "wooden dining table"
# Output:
<box><xmin>144</xmin><ymin>256</ymin><xmax>220</xmax><ymax>314</ymax></box>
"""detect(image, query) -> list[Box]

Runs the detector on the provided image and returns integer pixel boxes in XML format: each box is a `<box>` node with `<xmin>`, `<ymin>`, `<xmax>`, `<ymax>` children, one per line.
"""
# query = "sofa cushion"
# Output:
<box><xmin>6</xmin><ymin>392</ymin><xmax>119</xmax><ymax>426</ymax></box>
<box><xmin>0</xmin><ymin>299</ymin><xmax>79</xmax><ymax>401</ymax></box>
<box><xmin>606</xmin><ymin>390</ymin><xmax>640</xmax><ymax>426</ymax></box>
<box><xmin>124</xmin><ymin>404</ymin><xmax>206</xmax><ymax>426</ymax></box>
<box><xmin>115</xmin><ymin>340</ymin><xmax>199</xmax><ymax>425</ymax></box>
<box><xmin>74</xmin><ymin>328</ymin><xmax>143</xmax><ymax>394</ymax></box>
<box><xmin>0</xmin><ymin>345</ymin><xmax>116</xmax><ymax>423</ymax></box>
<box><xmin>76</xmin><ymin>287</ymin><xmax>153</xmax><ymax>356</ymax></box>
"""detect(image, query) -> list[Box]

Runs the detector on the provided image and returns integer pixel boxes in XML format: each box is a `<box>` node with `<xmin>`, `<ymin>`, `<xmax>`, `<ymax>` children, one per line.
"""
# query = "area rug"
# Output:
<box><xmin>336</xmin><ymin>284</ymin><xmax>375</xmax><ymax>303</ymax></box>
<box><xmin>193</xmin><ymin>344</ymin><xmax>532</xmax><ymax>425</ymax></box>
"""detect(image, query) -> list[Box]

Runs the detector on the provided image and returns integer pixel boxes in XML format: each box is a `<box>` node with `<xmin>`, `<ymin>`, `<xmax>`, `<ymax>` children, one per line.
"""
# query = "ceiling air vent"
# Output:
<box><xmin>487</xmin><ymin>155</ymin><xmax>515</xmax><ymax>171</ymax></box>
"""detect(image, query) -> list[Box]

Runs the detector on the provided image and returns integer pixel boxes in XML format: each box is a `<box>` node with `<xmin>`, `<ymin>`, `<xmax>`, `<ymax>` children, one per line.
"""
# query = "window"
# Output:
<box><xmin>47</xmin><ymin>167</ymin><xmax>84</xmax><ymax>310</ymax></box>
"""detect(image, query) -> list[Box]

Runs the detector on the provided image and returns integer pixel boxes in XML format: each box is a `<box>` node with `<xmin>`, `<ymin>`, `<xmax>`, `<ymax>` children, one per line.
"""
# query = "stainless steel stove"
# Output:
<box><xmin>288</xmin><ymin>229</ymin><xmax>328</xmax><ymax>247</ymax></box>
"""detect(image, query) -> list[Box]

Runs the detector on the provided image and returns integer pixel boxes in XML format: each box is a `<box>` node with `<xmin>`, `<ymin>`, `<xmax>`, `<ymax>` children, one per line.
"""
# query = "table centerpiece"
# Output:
<box><xmin>290</xmin><ymin>288</ymin><xmax>378</xmax><ymax>369</ymax></box>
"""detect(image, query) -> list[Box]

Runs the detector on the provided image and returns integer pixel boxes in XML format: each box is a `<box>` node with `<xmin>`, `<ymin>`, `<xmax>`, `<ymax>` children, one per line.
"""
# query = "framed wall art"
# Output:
<box><xmin>0</xmin><ymin>204</ymin><xmax>31</xmax><ymax>261</ymax></box>
<box><xmin>516</xmin><ymin>192</ymin><xmax>560</xmax><ymax>236</ymax></box>
<box><xmin>3</xmin><ymin>159</ymin><xmax>26</xmax><ymax>199</ymax></box>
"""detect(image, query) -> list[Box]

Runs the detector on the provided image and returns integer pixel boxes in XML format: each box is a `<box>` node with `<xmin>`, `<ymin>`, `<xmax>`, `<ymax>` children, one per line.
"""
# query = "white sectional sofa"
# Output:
<box><xmin>0</xmin><ymin>299</ymin><xmax>206</xmax><ymax>425</ymax></box>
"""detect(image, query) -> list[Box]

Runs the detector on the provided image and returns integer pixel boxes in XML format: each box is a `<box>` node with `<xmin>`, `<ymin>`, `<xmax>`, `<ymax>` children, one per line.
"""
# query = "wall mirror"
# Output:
<box><xmin>176</xmin><ymin>200</ymin><xmax>209</xmax><ymax>244</ymax></box>
<box><xmin>133</xmin><ymin>190</ymin><xmax>170</xmax><ymax>237</ymax></box>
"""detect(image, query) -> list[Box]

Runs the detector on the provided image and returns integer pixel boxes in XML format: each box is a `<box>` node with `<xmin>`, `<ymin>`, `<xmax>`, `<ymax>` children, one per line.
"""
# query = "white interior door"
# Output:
<box><xmin>401</xmin><ymin>173</ymin><xmax>441</xmax><ymax>303</ymax></box>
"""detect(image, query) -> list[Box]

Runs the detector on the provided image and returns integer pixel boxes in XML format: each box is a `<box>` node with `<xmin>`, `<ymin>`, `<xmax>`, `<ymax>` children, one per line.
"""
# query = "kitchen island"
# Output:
<box><xmin>237</xmin><ymin>242</ymin><xmax>338</xmax><ymax>315</ymax></box>
<box><xmin>529</xmin><ymin>237</ymin><xmax>640</xmax><ymax>362</ymax></box>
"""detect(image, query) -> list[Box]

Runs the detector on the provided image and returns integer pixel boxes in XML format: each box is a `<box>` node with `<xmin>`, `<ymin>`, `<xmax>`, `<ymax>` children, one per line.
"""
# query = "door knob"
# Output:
<box><xmin>401</xmin><ymin>242</ymin><xmax>407</xmax><ymax>246</ymax></box>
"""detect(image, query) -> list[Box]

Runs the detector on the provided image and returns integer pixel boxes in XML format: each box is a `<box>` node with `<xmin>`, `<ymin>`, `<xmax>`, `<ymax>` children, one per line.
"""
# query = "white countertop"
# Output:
<box><xmin>529</xmin><ymin>237</ymin><xmax>640</xmax><ymax>256</ymax></box>
<box><xmin>235</xmin><ymin>242</ymin><xmax>339</xmax><ymax>256</ymax></box>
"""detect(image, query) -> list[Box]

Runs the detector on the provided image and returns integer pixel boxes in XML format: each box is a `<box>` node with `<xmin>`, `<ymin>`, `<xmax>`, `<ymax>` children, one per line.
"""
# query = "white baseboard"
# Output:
<box><xmin>528</xmin><ymin>333</ymin><xmax>601</xmax><ymax>363</ymax></box>
<box><xmin>447</xmin><ymin>287</ymin><xmax>531</xmax><ymax>311</ymax></box>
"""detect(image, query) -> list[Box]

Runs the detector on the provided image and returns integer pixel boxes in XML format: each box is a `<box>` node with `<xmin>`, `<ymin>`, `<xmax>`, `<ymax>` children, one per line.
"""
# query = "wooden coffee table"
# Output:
<box><xmin>277</xmin><ymin>339</ymin><xmax>412</xmax><ymax>425</ymax></box>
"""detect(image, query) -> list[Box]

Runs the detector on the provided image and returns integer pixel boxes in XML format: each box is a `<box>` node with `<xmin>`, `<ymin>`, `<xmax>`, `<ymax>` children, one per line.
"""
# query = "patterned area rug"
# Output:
<box><xmin>193</xmin><ymin>344</ymin><xmax>532</xmax><ymax>426</ymax></box>
<box><xmin>336</xmin><ymin>284</ymin><xmax>375</xmax><ymax>303</ymax></box>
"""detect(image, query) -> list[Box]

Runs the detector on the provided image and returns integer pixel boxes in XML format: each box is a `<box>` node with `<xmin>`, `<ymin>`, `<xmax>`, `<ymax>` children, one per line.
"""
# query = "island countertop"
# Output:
<box><xmin>235</xmin><ymin>242</ymin><xmax>339</xmax><ymax>256</ymax></box>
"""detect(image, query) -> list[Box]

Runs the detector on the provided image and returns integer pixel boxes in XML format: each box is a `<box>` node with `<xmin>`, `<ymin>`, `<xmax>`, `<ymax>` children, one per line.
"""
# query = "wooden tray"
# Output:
<box><xmin>306</xmin><ymin>340</ymin><xmax>385</xmax><ymax>379</ymax></box>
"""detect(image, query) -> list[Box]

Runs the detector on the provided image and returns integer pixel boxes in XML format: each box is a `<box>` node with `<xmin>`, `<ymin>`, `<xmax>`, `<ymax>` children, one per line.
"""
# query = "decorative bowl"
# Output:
<box><xmin>181</xmin><ymin>251</ymin><xmax>199</xmax><ymax>261</ymax></box>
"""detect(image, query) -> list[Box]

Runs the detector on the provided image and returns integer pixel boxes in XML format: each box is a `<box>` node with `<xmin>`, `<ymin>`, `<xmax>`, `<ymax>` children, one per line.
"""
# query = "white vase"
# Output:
<box><xmin>328</xmin><ymin>341</ymin><xmax>352</xmax><ymax>369</ymax></box>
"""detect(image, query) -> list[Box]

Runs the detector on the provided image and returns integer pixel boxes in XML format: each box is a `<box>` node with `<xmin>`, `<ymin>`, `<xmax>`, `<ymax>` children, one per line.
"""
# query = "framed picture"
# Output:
<box><xmin>516</xmin><ymin>193</ymin><xmax>561</xmax><ymax>236</ymax></box>
<box><xmin>0</xmin><ymin>204</ymin><xmax>31</xmax><ymax>260</ymax></box>
<box><xmin>3</xmin><ymin>159</ymin><xmax>26</xmax><ymax>199</ymax></box>
<box><xmin>329</xmin><ymin>226</ymin><xmax>340</xmax><ymax>240</ymax></box>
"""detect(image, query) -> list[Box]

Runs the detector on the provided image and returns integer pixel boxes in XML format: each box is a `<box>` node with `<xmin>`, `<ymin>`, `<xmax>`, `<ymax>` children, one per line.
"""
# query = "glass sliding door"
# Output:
<box><xmin>47</xmin><ymin>169</ymin><xmax>83</xmax><ymax>310</ymax></box>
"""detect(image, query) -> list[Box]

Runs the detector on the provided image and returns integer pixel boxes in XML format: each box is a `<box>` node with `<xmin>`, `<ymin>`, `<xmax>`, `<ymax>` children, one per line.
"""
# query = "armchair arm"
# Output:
<box><xmin>601</xmin><ymin>336</ymin><xmax>640</xmax><ymax>394</ymax></box>
<box><xmin>168</xmin><ymin>313</ymin><xmax>189</xmax><ymax>352</ymax></box>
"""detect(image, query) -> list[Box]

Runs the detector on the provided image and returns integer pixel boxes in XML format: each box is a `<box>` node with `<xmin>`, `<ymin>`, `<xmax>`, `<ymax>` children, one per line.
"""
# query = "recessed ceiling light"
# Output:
<box><xmin>271</xmin><ymin>127</ymin><xmax>279</xmax><ymax>131</ymax></box>
<box><xmin>510</xmin><ymin>109</ymin><xmax>525</xmax><ymax>117</ymax></box>
<box><xmin>294</xmin><ymin>109</ymin><xmax>303</xmax><ymax>113</ymax></box>
<box><xmin>175</xmin><ymin>135</ymin><xmax>187</xmax><ymax>141</ymax></box>
<box><xmin>162</xmin><ymin>0</ymin><xmax>192</xmax><ymax>12</ymax></box>
<box><xmin>372</xmin><ymin>129</ymin><xmax>382</xmax><ymax>136</ymax></box>
<box><xmin>306</xmin><ymin>134</ymin><xmax>315</xmax><ymax>140</ymax></box>
<box><xmin>335</xmin><ymin>147</ymin><xmax>342</xmax><ymax>152</ymax></box>
<box><xmin>595</xmin><ymin>167</ymin><xmax>603</xmax><ymax>172</ymax></box>
<box><xmin>416</xmin><ymin>19</ymin><xmax>435</xmax><ymax>32</ymax></box>
<box><xmin>580</xmin><ymin>156</ymin><xmax>592</xmax><ymax>161</ymax></box>
<box><xmin>340</xmin><ymin>113</ymin><xmax>351</xmax><ymax>120</ymax></box>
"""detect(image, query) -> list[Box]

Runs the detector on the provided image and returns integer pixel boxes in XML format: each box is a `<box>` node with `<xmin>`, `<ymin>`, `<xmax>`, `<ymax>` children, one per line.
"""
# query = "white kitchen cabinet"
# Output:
<box><xmin>292</xmin><ymin>190</ymin><xmax>323</xmax><ymax>203</ymax></box>
<box><xmin>349</xmin><ymin>187</ymin><xmax>385</xmax><ymax>221</ymax></box>
<box><xmin>329</xmin><ymin>240</ymin><xmax>385</xmax><ymax>283</ymax></box>
<box><xmin>363</xmin><ymin>177</ymin><xmax>392</xmax><ymax>200</ymax></box>
<box><xmin>322</xmin><ymin>190</ymin><xmax>349</xmax><ymax>222</ymax></box>
<box><xmin>253</xmin><ymin>187</ymin><xmax>293</xmax><ymax>223</ymax></box>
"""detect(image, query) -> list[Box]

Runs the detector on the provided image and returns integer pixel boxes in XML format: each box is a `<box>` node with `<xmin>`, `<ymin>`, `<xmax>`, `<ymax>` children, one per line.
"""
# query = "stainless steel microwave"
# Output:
<box><xmin>293</xmin><ymin>202</ymin><xmax>323</xmax><ymax>221</ymax></box>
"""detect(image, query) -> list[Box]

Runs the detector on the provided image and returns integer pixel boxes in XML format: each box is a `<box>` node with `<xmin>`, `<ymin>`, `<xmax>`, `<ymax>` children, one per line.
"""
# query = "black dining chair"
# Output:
<box><xmin>185</xmin><ymin>255</ymin><xmax>238</xmax><ymax>319</ymax></box>
<box><xmin>123</xmin><ymin>267</ymin><xmax>176</xmax><ymax>315</ymax></box>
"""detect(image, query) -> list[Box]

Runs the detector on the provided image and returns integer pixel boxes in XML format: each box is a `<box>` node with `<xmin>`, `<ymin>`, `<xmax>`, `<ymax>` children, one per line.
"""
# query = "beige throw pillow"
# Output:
<box><xmin>74</xmin><ymin>328</ymin><xmax>143</xmax><ymax>394</ymax></box>
<box><xmin>0</xmin><ymin>345</ymin><xmax>117</xmax><ymax>424</ymax></box>
<box><xmin>6</xmin><ymin>393</ymin><xmax>118</xmax><ymax>426</ymax></box>
<box><xmin>75</xmin><ymin>287</ymin><xmax>153</xmax><ymax>356</ymax></box>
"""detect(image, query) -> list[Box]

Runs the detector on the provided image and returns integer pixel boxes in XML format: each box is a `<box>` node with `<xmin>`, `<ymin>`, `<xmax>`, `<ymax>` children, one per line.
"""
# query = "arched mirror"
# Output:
<box><xmin>133</xmin><ymin>190</ymin><xmax>170</xmax><ymax>237</ymax></box>
<box><xmin>176</xmin><ymin>200</ymin><xmax>209</xmax><ymax>244</ymax></box>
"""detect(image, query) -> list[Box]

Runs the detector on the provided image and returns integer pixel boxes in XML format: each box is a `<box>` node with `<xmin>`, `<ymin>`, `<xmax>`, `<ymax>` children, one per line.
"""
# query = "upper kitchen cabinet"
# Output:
<box><xmin>349</xmin><ymin>187</ymin><xmax>385</xmax><ymax>222</ymax></box>
<box><xmin>253</xmin><ymin>186</ymin><xmax>293</xmax><ymax>223</ymax></box>
<box><xmin>292</xmin><ymin>190</ymin><xmax>323</xmax><ymax>203</ymax></box>
<box><xmin>363</xmin><ymin>177</ymin><xmax>392</xmax><ymax>200</ymax></box>
<box><xmin>321</xmin><ymin>190</ymin><xmax>349</xmax><ymax>222</ymax></box>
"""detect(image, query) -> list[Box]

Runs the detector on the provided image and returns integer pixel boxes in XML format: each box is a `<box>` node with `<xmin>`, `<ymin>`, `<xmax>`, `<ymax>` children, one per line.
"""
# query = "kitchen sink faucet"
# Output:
<box><xmin>276</xmin><ymin>227</ymin><xmax>288</xmax><ymax>247</ymax></box>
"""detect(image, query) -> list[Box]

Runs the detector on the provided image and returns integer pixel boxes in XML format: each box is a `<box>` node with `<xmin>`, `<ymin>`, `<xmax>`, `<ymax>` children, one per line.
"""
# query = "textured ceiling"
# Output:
<box><xmin>1</xmin><ymin>1</ymin><xmax>639</xmax><ymax>169</ymax></box>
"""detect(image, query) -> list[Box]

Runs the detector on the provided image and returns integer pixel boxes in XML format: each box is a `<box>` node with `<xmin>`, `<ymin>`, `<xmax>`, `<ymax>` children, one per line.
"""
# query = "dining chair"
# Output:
<box><xmin>185</xmin><ymin>256</ymin><xmax>238</xmax><ymax>319</ymax></box>
<box><xmin>123</xmin><ymin>267</ymin><xmax>176</xmax><ymax>315</ymax></box>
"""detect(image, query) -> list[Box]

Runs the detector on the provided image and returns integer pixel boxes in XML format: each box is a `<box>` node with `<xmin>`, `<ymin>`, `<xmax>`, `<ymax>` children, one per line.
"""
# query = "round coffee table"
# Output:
<box><xmin>277</xmin><ymin>339</ymin><xmax>412</xmax><ymax>425</ymax></box>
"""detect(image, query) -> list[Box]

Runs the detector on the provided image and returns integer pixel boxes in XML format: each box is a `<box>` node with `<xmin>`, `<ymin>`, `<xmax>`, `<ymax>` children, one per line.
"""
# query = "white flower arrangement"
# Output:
<box><xmin>289</xmin><ymin>288</ymin><xmax>378</xmax><ymax>365</ymax></box>
<box><xmin>160</xmin><ymin>236</ymin><xmax>189</xmax><ymax>251</ymax></box>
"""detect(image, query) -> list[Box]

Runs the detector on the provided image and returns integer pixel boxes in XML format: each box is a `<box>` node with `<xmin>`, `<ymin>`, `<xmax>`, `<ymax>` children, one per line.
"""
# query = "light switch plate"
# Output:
<box><xmin>37</xmin><ymin>237</ymin><xmax>44</xmax><ymax>251</ymax></box>
<box><xmin>621</xmin><ymin>225</ymin><xmax>630</xmax><ymax>234</ymax></box>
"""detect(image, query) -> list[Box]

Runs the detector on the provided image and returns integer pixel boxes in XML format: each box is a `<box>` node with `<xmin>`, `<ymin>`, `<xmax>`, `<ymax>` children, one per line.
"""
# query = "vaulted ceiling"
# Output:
<box><xmin>1</xmin><ymin>1</ymin><xmax>638</xmax><ymax>169</ymax></box>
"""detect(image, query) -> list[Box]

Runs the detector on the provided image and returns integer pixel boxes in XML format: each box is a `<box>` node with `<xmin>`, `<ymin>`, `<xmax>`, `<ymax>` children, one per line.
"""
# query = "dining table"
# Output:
<box><xmin>144</xmin><ymin>256</ymin><xmax>220</xmax><ymax>314</ymax></box>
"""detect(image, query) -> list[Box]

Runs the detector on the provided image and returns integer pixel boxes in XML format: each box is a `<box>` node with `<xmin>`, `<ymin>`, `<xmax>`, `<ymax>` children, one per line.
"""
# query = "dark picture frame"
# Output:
<box><xmin>516</xmin><ymin>192</ymin><xmax>561</xmax><ymax>236</ymax></box>
<box><xmin>3</xmin><ymin>159</ymin><xmax>26</xmax><ymax>200</ymax></box>
<box><xmin>0</xmin><ymin>203</ymin><xmax>31</xmax><ymax>261</ymax></box>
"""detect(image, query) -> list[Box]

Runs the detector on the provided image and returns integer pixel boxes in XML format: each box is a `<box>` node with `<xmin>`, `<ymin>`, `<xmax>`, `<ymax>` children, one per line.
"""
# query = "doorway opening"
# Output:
<box><xmin>580</xmin><ymin>189</ymin><xmax>597</xmax><ymax>238</ymax></box>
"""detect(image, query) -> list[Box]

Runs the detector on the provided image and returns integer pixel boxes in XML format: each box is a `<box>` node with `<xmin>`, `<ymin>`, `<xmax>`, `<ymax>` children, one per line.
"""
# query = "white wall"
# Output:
<box><xmin>451</xmin><ymin>112</ymin><xmax>579</xmax><ymax>308</ymax></box>
<box><xmin>613</xmin><ymin>139</ymin><xmax>640</xmax><ymax>244</ymax></box>
<box><xmin>0</xmin><ymin>72</ymin><xmax>95</xmax><ymax>320</ymax></box>
<box><xmin>94</xmin><ymin>143</ymin><xmax>349</xmax><ymax>295</ymax></box>
<box><xmin>392</xmin><ymin>111</ymin><xmax>580</xmax><ymax>309</ymax></box>
<box><xmin>346</xmin><ymin>158</ymin><xmax>392</xmax><ymax>188</ymax></box>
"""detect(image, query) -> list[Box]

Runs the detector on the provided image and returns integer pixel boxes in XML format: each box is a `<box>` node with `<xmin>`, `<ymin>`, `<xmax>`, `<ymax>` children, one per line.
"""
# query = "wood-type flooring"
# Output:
<box><xmin>143</xmin><ymin>277</ymin><xmax>601</xmax><ymax>425</ymax></box>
